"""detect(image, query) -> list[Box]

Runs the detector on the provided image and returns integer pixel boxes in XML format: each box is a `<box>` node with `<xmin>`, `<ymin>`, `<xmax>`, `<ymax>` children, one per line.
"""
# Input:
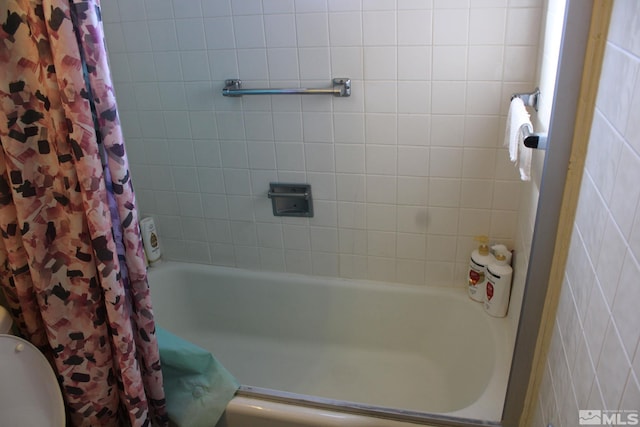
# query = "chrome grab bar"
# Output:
<box><xmin>222</xmin><ymin>78</ymin><xmax>351</xmax><ymax>97</ymax></box>
<box><xmin>267</xmin><ymin>191</ymin><xmax>309</xmax><ymax>200</ymax></box>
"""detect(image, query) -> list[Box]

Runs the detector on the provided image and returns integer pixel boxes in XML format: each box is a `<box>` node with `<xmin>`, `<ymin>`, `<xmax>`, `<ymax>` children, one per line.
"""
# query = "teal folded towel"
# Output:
<box><xmin>157</xmin><ymin>327</ymin><xmax>239</xmax><ymax>427</ymax></box>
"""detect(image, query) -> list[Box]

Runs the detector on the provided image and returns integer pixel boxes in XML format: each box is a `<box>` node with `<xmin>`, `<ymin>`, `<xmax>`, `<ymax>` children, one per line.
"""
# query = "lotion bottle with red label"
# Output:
<box><xmin>468</xmin><ymin>235</ymin><xmax>494</xmax><ymax>302</ymax></box>
<box><xmin>140</xmin><ymin>217</ymin><xmax>162</xmax><ymax>265</ymax></box>
<box><xmin>484</xmin><ymin>244</ymin><xmax>513</xmax><ymax>317</ymax></box>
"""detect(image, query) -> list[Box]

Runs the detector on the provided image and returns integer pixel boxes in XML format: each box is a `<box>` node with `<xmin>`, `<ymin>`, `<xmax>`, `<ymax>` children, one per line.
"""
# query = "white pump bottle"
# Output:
<box><xmin>468</xmin><ymin>236</ymin><xmax>494</xmax><ymax>302</ymax></box>
<box><xmin>484</xmin><ymin>244</ymin><xmax>513</xmax><ymax>317</ymax></box>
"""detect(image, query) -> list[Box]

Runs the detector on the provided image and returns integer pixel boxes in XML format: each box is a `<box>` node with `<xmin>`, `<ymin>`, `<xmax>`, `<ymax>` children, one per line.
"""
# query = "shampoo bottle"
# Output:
<box><xmin>484</xmin><ymin>244</ymin><xmax>513</xmax><ymax>317</ymax></box>
<box><xmin>140</xmin><ymin>217</ymin><xmax>162</xmax><ymax>265</ymax></box>
<box><xmin>468</xmin><ymin>236</ymin><xmax>494</xmax><ymax>302</ymax></box>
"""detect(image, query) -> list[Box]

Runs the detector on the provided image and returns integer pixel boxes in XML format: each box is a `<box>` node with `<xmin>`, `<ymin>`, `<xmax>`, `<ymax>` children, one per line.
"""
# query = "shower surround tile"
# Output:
<box><xmin>103</xmin><ymin>0</ymin><xmax>540</xmax><ymax>286</ymax></box>
<box><xmin>537</xmin><ymin>1</ymin><xmax>640</xmax><ymax>426</ymax></box>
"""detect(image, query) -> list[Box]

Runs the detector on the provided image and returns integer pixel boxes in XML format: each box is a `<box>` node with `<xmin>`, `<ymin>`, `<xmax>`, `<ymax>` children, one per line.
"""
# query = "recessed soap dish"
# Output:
<box><xmin>267</xmin><ymin>183</ymin><xmax>313</xmax><ymax>217</ymax></box>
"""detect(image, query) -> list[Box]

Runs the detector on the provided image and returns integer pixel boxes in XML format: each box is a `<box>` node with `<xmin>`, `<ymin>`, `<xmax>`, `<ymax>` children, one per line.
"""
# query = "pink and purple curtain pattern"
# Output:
<box><xmin>0</xmin><ymin>1</ymin><xmax>167</xmax><ymax>425</ymax></box>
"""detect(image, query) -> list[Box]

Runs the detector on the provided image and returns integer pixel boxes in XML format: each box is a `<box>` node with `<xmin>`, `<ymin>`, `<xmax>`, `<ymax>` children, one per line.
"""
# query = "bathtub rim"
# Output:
<box><xmin>234</xmin><ymin>386</ymin><xmax>502</xmax><ymax>427</ymax></box>
<box><xmin>148</xmin><ymin>260</ymin><xmax>512</xmax><ymax>425</ymax></box>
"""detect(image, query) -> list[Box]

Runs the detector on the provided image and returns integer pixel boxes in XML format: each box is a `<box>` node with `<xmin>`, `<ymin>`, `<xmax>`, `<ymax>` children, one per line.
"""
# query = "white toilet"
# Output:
<box><xmin>0</xmin><ymin>305</ymin><xmax>66</xmax><ymax>426</ymax></box>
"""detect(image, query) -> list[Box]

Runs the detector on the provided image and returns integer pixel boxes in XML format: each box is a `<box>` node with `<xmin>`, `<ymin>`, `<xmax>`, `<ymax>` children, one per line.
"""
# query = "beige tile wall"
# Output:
<box><xmin>532</xmin><ymin>1</ymin><xmax>640</xmax><ymax>425</ymax></box>
<box><xmin>101</xmin><ymin>0</ymin><xmax>543</xmax><ymax>286</ymax></box>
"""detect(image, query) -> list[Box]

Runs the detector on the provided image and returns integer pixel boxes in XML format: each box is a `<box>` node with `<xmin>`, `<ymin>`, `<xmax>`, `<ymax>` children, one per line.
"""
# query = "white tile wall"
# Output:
<box><xmin>102</xmin><ymin>0</ymin><xmax>543</xmax><ymax>287</ymax></box>
<box><xmin>533</xmin><ymin>1</ymin><xmax>640</xmax><ymax>426</ymax></box>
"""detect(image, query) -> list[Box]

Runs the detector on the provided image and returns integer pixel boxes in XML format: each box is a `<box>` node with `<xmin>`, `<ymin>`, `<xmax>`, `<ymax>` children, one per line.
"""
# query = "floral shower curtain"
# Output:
<box><xmin>0</xmin><ymin>1</ymin><xmax>167</xmax><ymax>426</ymax></box>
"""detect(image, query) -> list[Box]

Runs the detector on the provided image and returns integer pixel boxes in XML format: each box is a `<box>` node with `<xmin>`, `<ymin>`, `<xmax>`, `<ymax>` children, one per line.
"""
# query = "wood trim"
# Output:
<box><xmin>519</xmin><ymin>1</ymin><xmax>613</xmax><ymax>425</ymax></box>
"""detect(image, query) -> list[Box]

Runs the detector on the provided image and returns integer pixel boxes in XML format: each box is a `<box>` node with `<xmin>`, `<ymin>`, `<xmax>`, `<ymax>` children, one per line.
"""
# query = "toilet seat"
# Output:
<box><xmin>0</xmin><ymin>334</ymin><xmax>65</xmax><ymax>426</ymax></box>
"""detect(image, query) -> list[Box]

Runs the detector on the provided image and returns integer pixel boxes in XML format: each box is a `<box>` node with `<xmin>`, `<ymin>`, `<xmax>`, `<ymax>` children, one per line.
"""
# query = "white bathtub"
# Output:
<box><xmin>148</xmin><ymin>262</ymin><xmax>512</xmax><ymax>427</ymax></box>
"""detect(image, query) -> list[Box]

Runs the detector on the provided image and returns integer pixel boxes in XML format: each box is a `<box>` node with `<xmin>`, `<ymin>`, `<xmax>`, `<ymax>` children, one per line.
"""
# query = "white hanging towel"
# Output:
<box><xmin>504</xmin><ymin>98</ymin><xmax>533</xmax><ymax>181</ymax></box>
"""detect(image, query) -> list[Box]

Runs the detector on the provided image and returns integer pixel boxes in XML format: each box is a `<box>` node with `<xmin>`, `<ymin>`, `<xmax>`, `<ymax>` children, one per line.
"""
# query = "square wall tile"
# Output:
<box><xmin>397</xmin><ymin>205</ymin><xmax>429</xmax><ymax>233</ymax></box>
<box><xmin>365</xmin><ymin>82</ymin><xmax>397</xmax><ymax>113</ymax></box>
<box><xmin>398</xmin><ymin>176</ymin><xmax>428</xmax><ymax>206</ymax></box>
<box><xmin>305</xmin><ymin>143</ymin><xmax>335</xmax><ymax>172</ymax></box>
<box><xmin>426</xmin><ymin>207</ymin><xmax>459</xmax><ymax>235</ymax></box>
<box><xmin>397</xmin><ymin>233</ymin><xmax>427</xmax><ymax>260</ymax></box>
<box><xmin>398</xmin><ymin>46</ymin><xmax>432</xmax><ymax>80</ymax></box>
<box><xmin>338</xmin><ymin>229</ymin><xmax>368</xmax><ymax>255</ymax></box>
<box><xmin>275</xmin><ymin>142</ymin><xmax>305</xmax><ymax>170</ymax></box>
<box><xmin>398</xmin><ymin>82</ymin><xmax>430</xmax><ymax>114</ymax></box>
<box><xmin>431</xmin><ymin>115</ymin><xmax>465</xmax><ymax>147</ymax></box>
<box><xmin>366</xmin><ymin>145</ymin><xmax>397</xmax><ymax>175</ymax></box>
<box><xmin>231</xmin><ymin>0</ymin><xmax>263</xmax><ymax>15</ymax></box>
<box><xmin>366</xmin><ymin>114</ymin><xmax>397</xmax><ymax>145</ymax></box>
<box><xmin>432</xmin><ymin>46</ymin><xmax>468</xmax><ymax>81</ymax></box>
<box><xmin>247</xmin><ymin>142</ymin><xmax>277</xmax><ymax>170</ymax></box>
<box><xmin>334</xmin><ymin>114</ymin><xmax>365</xmax><ymax>144</ymax></box>
<box><xmin>204</xmin><ymin>17</ymin><xmax>236</xmax><ymax>49</ymax></box>
<box><xmin>430</xmin><ymin>147</ymin><xmax>463</xmax><ymax>178</ymax></box>
<box><xmin>503</xmin><ymin>46</ymin><xmax>538</xmax><ymax>82</ymax></box>
<box><xmin>467</xmin><ymin>46</ymin><xmax>504</xmax><ymax>80</ymax></box>
<box><xmin>335</xmin><ymin>145</ymin><xmax>366</xmax><ymax>173</ymax></box>
<box><xmin>462</xmin><ymin>148</ymin><xmax>496</xmax><ymax>179</ymax></box>
<box><xmin>273</xmin><ymin>112</ymin><xmax>303</xmax><ymax>141</ymax></box>
<box><xmin>396</xmin><ymin>259</ymin><xmax>426</xmax><ymax>285</ymax></box>
<box><xmin>336</xmin><ymin>173</ymin><xmax>366</xmax><ymax>201</ymax></box>
<box><xmin>296</xmin><ymin>13</ymin><xmax>330</xmax><ymax>47</ymax></box>
<box><xmin>398</xmin><ymin>146</ymin><xmax>430</xmax><ymax>177</ymax></box>
<box><xmin>175</xmin><ymin>18</ymin><xmax>206</xmax><ymax>50</ymax></box>
<box><xmin>368</xmin><ymin>231</ymin><xmax>397</xmax><ymax>257</ymax></box>
<box><xmin>466</xmin><ymin>82</ymin><xmax>502</xmax><ymax>115</ymax></box>
<box><xmin>197</xmin><ymin>168</ymin><xmax>225</xmax><ymax>194</ymax></box>
<box><xmin>264</xmin><ymin>14</ymin><xmax>298</xmax><ymax>47</ymax></box>
<box><xmin>337</xmin><ymin>202</ymin><xmax>367</xmax><ymax>229</ymax></box>
<box><xmin>295</xmin><ymin>0</ymin><xmax>327</xmax><ymax>13</ymax></box>
<box><xmin>299</xmin><ymin>48</ymin><xmax>332</xmax><ymax>80</ymax></box>
<box><xmin>307</xmin><ymin>172</ymin><xmax>336</xmax><ymax>200</ymax></box>
<box><xmin>431</xmin><ymin>81</ymin><xmax>467</xmax><ymax>114</ymax></box>
<box><xmin>398</xmin><ymin>10</ymin><xmax>432</xmax><ymax>45</ymax></box>
<box><xmin>328</xmin><ymin>0</ymin><xmax>360</xmax><ymax>11</ymax></box>
<box><xmin>303</xmin><ymin>112</ymin><xmax>333</xmax><ymax>142</ymax></box>
<box><xmin>363</xmin><ymin>11</ymin><xmax>396</xmax><ymax>46</ymax></box>
<box><xmin>310</xmin><ymin>227</ymin><xmax>339</xmax><ymax>252</ymax></box>
<box><xmin>366</xmin><ymin>175</ymin><xmax>397</xmax><ymax>204</ymax></box>
<box><xmin>186</xmin><ymin>241</ymin><xmax>212</xmax><ymax>263</ymax></box>
<box><xmin>148</xmin><ymin>20</ymin><xmax>179</xmax><ymax>51</ymax></box>
<box><xmin>285</xmin><ymin>250</ymin><xmax>312</xmax><ymax>274</ymax></box>
<box><xmin>398</xmin><ymin>115</ymin><xmax>430</xmax><ymax>146</ymax></box>
<box><xmin>237</xmin><ymin>50</ymin><xmax>269</xmax><ymax>80</ymax></box>
<box><xmin>464</xmin><ymin>116</ymin><xmax>500</xmax><ymax>147</ymax></box>
<box><xmin>506</xmin><ymin>8</ymin><xmax>541</xmax><ymax>46</ymax></box>
<box><xmin>173</xmin><ymin>0</ymin><xmax>203</xmax><ymax>18</ymax></box>
<box><xmin>267</xmin><ymin>49</ymin><xmax>300</xmax><ymax>80</ymax></box>
<box><xmin>312</xmin><ymin>252</ymin><xmax>339</xmax><ymax>277</ymax></box>
<box><xmin>329</xmin><ymin>12</ymin><xmax>362</xmax><ymax>46</ymax></box>
<box><xmin>263</xmin><ymin>0</ymin><xmax>295</xmax><ymax>14</ymax></box>
<box><xmin>609</xmin><ymin>144</ymin><xmax>640</xmax><ymax>237</ymax></box>
<box><xmin>233</xmin><ymin>15</ymin><xmax>266</xmax><ymax>48</ymax></box>
<box><xmin>469</xmin><ymin>8</ymin><xmax>506</xmax><ymax>45</ymax></box>
<box><xmin>367</xmin><ymin>256</ymin><xmax>396</xmax><ymax>282</ymax></box>
<box><xmin>331</xmin><ymin>47</ymin><xmax>364</xmax><ymax>79</ymax></box>
<box><xmin>364</xmin><ymin>47</ymin><xmax>397</xmax><ymax>80</ymax></box>
<box><xmin>180</xmin><ymin>51</ymin><xmax>210</xmax><ymax>81</ymax></box>
<box><xmin>433</xmin><ymin>8</ymin><xmax>469</xmax><ymax>45</ymax></box>
<box><xmin>223</xmin><ymin>169</ymin><xmax>252</xmax><ymax>195</ymax></box>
